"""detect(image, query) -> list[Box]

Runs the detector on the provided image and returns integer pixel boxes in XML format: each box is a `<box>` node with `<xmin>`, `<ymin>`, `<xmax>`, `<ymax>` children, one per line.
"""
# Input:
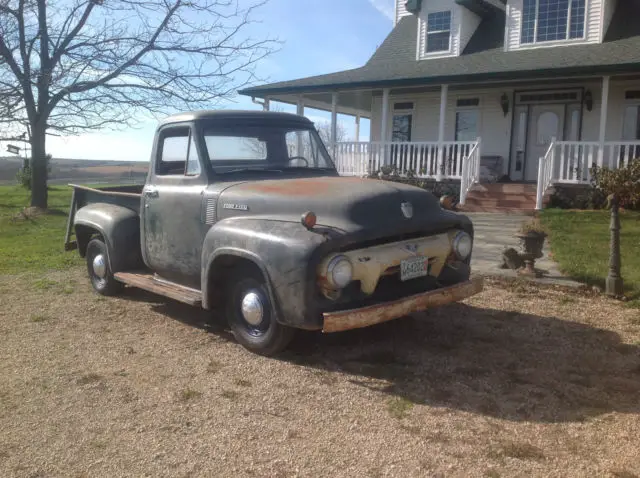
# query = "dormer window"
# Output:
<box><xmin>426</xmin><ymin>11</ymin><xmax>452</xmax><ymax>53</ymax></box>
<box><xmin>521</xmin><ymin>0</ymin><xmax>586</xmax><ymax>44</ymax></box>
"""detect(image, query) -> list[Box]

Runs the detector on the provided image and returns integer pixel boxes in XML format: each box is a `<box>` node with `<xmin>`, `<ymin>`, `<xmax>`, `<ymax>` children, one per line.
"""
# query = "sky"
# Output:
<box><xmin>41</xmin><ymin>0</ymin><xmax>396</xmax><ymax>161</ymax></box>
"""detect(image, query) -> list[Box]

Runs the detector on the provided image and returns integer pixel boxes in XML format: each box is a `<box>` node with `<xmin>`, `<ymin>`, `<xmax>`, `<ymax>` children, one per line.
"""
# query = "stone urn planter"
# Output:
<box><xmin>515</xmin><ymin>219</ymin><xmax>548</xmax><ymax>276</ymax></box>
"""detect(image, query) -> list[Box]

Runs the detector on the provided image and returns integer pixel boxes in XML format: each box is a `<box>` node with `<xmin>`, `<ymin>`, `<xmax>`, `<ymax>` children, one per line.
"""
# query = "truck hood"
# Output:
<box><xmin>215</xmin><ymin>176</ymin><xmax>460</xmax><ymax>235</ymax></box>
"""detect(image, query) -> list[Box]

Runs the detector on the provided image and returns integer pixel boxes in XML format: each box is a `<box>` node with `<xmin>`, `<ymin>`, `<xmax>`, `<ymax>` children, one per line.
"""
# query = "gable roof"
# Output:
<box><xmin>240</xmin><ymin>1</ymin><xmax>640</xmax><ymax>97</ymax></box>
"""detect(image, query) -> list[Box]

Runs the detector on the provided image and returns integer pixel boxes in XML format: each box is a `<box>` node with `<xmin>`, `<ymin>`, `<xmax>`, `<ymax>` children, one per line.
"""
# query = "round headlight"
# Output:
<box><xmin>453</xmin><ymin>231</ymin><xmax>472</xmax><ymax>260</ymax></box>
<box><xmin>327</xmin><ymin>255</ymin><xmax>353</xmax><ymax>289</ymax></box>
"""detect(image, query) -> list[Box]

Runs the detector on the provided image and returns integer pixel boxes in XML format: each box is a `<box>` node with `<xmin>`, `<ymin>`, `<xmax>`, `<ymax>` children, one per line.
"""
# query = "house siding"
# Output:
<box><xmin>395</xmin><ymin>0</ymin><xmax>410</xmax><ymax>25</ymax></box>
<box><xmin>505</xmin><ymin>0</ymin><xmax>604</xmax><ymax>51</ymax></box>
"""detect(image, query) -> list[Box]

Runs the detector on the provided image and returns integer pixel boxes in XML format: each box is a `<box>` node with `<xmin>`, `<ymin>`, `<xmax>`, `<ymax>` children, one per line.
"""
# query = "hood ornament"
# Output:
<box><xmin>401</xmin><ymin>202</ymin><xmax>413</xmax><ymax>219</ymax></box>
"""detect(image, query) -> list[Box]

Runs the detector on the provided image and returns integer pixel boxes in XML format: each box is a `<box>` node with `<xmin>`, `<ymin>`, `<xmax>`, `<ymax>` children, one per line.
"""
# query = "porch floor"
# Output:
<box><xmin>468</xmin><ymin>213</ymin><xmax>582</xmax><ymax>288</ymax></box>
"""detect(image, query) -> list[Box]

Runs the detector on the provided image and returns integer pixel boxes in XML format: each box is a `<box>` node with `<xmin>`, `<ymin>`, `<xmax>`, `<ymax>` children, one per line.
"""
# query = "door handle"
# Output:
<box><xmin>144</xmin><ymin>187</ymin><xmax>159</xmax><ymax>198</ymax></box>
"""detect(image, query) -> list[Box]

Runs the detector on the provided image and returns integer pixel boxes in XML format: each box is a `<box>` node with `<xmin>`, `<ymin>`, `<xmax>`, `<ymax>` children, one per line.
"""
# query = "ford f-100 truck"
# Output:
<box><xmin>64</xmin><ymin>110</ymin><xmax>483</xmax><ymax>355</ymax></box>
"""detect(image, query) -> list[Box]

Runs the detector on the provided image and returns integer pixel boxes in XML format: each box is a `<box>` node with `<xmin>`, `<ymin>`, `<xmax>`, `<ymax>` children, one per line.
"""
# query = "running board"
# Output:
<box><xmin>114</xmin><ymin>271</ymin><xmax>202</xmax><ymax>306</ymax></box>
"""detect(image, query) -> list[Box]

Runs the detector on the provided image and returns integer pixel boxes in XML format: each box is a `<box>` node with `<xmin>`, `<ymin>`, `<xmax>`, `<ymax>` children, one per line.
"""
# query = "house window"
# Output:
<box><xmin>622</xmin><ymin>106</ymin><xmax>640</xmax><ymax>141</ymax></box>
<box><xmin>521</xmin><ymin>0</ymin><xmax>586</xmax><ymax>44</ymax></box>
<box><xmin>426</xmin><ymin>11</ymin><xmax>451</xmax><ymax>53</ymax></box>
<box><xmin>392</xmin><ymin>114</ymin><xmax>412</xmax><ymax>142</ymax></box>
<box><xmin>455</xmin><ymin>110</ymin><xmax>478</xmax><ymax>142</ymax></box>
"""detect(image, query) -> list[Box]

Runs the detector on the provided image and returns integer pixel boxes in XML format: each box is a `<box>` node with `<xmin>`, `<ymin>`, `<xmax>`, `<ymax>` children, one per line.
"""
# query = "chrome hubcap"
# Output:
<box><xmin>92</xmin><ymin>254</ymin><xmax>107</xmax><ymax>279</ymax></box>
<box><xmin>241</xmin><ymin>291</ymin><xmax>264</xmax><ymax>326</ymax></box>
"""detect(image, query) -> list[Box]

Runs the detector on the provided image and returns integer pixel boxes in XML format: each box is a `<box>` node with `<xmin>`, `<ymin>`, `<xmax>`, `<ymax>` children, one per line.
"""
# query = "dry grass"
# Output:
<box><xmin>1</xmin><ymin>269</ymin><xmax>639</xmax><ymax>477</ymax></box>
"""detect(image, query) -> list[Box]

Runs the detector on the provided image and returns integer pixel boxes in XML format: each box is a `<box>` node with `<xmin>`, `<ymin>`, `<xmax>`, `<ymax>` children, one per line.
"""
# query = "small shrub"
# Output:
<box><xmin>518</xmin><ymin>217</ymin><xmax>547</xmax><ymax>235</ymax></box>
<box><xmin>591</xmin><ymin>158</ymin><xmax>640</xmax><ymax>210</ymax></box>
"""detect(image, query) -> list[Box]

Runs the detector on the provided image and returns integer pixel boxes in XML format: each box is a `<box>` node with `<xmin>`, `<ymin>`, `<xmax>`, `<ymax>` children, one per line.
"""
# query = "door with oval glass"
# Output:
<box><xmin>525</xmin><ymin>105</ymin><xmax>565</xmax><ymax>181</ymax></box>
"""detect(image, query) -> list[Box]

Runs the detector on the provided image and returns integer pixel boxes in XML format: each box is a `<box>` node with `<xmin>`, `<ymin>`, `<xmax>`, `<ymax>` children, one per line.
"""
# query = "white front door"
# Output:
<box><xmin>525</xmin><ymin>105</ymin><xmax>565</xmax><ymax>181</ymax></box>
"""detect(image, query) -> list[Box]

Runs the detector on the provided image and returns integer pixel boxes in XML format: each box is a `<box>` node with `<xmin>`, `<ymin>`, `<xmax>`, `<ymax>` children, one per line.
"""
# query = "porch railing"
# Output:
<box><xmin>536</xmin><ymin>139</ymin><xmax>640</xmax><ymax>209</ymax></box>
<box><xmin>459</xmin><ymin>138</ymin><xmax>482</xmax><ymax>206</ymax></box>
<box><xmin>333</xmin><ymin>140</ymin><xmax>480</xmax><ymax>180</ymax></box>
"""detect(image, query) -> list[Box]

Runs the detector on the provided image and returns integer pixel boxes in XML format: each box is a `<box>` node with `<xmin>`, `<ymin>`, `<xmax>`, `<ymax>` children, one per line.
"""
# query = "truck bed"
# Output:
<box><xmin>64</xmin><ymin>184</ymin><xmax>143</xmax><ymax>251</ymax></box>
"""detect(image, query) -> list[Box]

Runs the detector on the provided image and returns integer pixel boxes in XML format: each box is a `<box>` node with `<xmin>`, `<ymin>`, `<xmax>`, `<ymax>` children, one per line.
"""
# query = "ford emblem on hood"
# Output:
<box><xmin>401</xmin><ymin>202</ymin><xmax>413</xmax><ymax>219</ymax></box>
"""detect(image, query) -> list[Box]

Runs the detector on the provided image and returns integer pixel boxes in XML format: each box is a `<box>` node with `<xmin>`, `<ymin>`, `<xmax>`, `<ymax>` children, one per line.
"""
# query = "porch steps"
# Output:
<box><xmin>460</xmin><ymin>183</ymin><xmax>543</xmax><ymax>213</ymax></box>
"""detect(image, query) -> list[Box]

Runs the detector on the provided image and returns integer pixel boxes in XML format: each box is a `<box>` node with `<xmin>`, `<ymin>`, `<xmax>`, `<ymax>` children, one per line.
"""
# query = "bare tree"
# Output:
<box><xmin>315</xmin><ymin>120</ymin><xmax>349</xmax><ymax>145</ymax></box>
<box><xmin>0</xmin><ymin>0</ymin><xmax>276</xmax><ymax>208</ymax></box>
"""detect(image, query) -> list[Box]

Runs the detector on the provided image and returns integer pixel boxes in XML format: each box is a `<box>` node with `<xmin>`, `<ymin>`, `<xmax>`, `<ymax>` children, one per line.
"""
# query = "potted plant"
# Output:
<box><xmin>515</xmin><ymin>217</ymin><xmax>548</xmax><ymax>276</ymax></box>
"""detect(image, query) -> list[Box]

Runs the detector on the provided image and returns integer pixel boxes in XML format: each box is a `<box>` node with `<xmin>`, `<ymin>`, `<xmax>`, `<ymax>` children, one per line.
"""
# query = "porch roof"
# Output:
<box><xmin>240</xmin><ymin>1</ymin><xmax>640</xmax><ymax>103</ymax></box>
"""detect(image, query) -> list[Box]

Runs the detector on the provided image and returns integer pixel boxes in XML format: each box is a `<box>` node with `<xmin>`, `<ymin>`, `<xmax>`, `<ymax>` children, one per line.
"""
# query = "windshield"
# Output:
<box><xmin>202</xmin><ymin>124</ymin><xmax>335</xmax><ymax>172</ymax></box>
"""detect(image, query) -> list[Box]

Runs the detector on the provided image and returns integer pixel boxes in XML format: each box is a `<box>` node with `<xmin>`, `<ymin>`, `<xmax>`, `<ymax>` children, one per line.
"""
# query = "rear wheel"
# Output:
<box><xmin>86</xmin><ymin>238</ymin><xmax>124</xmax><ymax>296</ymax></box>
<box><xmin>226</xmin><ymin>267</ymin><xmax>294</xmax><ymax>356</ymax></box>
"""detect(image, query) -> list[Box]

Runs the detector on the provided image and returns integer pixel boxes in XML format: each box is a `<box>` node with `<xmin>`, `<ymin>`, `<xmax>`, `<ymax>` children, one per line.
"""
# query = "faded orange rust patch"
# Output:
<box><xmin>237</xmin><ymin>177</ymin><xmax>365</xmax><ymax>196</ymax></box>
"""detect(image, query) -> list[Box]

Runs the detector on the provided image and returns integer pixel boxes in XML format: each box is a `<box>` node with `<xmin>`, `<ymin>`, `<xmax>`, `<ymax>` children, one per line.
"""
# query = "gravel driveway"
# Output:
<box><xmin>1</xmin><ymin>269</ymin><xmax>639</xmax><ymax>477</ymax></box>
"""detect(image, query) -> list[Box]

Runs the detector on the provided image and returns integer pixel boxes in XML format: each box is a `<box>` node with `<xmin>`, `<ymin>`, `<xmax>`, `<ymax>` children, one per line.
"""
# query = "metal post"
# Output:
<box><xmin>606</xmin><ymin>194</ymin><xmax>624</xmax><ymax>297</ymax></box>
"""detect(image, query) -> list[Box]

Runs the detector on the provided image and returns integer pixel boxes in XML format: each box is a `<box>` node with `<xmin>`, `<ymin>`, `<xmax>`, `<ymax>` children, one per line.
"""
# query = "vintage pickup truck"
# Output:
<box><xmin>64</xmin><ymin>110</ymin><xmax>483</xmax><ymax>355</ymax></box>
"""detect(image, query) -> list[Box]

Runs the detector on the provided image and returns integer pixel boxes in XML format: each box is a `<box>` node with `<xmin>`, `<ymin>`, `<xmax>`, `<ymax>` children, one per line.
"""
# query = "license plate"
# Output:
<box><xmin>400</xmin><ymin>256</ymin><xmax>430</xmax><ymax>281</ymax></box>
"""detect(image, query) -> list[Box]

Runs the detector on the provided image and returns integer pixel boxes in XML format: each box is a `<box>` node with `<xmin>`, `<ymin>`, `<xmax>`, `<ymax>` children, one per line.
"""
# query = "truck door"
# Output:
<box><xmin>142</xmin><ymin>124</ymin><xmax>208</xmax><ymax>289</ymax></box>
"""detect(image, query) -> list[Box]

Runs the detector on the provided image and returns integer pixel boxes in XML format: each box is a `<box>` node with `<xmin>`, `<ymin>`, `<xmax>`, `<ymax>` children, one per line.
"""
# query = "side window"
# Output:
<box><xmin>158</xmin><ymin>129</ymin><xmax>189</xmax><ymax>175</ymax></box>
<box><xmin>186</xmin><ymin>136</ymin><xmax>201</xmax><ymax>176</ymax></box>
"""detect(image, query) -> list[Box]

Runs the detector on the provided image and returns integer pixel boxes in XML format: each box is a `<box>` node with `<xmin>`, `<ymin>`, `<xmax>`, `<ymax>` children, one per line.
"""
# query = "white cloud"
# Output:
<box><xmin>368</xmin><ymin>0</ymin><xmax>395</xmax><ymax>21</ymax></box>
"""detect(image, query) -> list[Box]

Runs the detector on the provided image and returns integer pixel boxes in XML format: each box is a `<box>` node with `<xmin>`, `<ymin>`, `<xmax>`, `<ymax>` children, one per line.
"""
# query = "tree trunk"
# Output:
<box><xmin>30</xmin><ymin>125</ymin><xmax>48</xmax><ymax>209</ymax></box>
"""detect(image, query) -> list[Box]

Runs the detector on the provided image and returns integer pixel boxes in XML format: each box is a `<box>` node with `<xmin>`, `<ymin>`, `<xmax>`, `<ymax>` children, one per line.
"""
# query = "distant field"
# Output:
<box><xmin>0</xmin><ymin>157</ymin><xmax>148</xmax><ymax>185</ymax></box>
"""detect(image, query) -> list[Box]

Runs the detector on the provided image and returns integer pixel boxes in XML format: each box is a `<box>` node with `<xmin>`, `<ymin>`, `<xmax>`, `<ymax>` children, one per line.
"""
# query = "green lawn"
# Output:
<box><xmin>541</xmin><ymin>209</ymin><xmax>640</xmax><ymax>302</ymax></box>
<box><xmin>0</xmin><ymin>185</ymin><xmax>81</xmax><ymax>274</ymax></box>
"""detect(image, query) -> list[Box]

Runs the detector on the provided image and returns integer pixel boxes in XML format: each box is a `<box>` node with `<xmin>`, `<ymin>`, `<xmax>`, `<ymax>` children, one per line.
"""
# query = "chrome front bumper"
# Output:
<box><xmin>322</xmin><ymin>277</ymin><xmax>484</xmax><ymax>333</ymax></box>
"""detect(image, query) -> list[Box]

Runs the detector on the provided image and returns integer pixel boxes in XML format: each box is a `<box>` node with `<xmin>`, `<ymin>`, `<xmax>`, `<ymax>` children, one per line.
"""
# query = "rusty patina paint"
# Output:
<box><xmin>322</xmin><ymin>277</ymin><xmax>484</xmax><ymax>333</ymax></box>
<box><xmin>234</xmin><ymin>176</ymin><xmax>366</xmax><ymax>196</ymax></box>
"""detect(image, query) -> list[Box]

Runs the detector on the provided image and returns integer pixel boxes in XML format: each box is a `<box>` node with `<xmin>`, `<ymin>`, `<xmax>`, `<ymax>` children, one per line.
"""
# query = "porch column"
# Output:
<box><xmin>296</xmin><ymin>97</ymin><xmax>305</xmax><ymax>156</ymax></box>
<box><xmin>598</xmin><ymin>76</ymin><xmax>610</xmax><ymax>168</ymax></box>
<box><xmin>296</xmin><ymin>96</ymin><xmax>305</xmax><ymax>117</ymax></box>
<box><xmin>331</xmin><ymin>92</ymin><xmax>338</xmax><ymax>145</ymax></box>
<box><xmin>381</xmin><ymin>88</ymin><xmax>390</xmax><ymax>165</ymax></box>
<box><xmin>436</xmin><ymin>84</ymin><xmax>449</xmax><ymax>181</ymax></box>
<box><xmin>355</xmin><ymin>114</ymin><xmax>361</xmax><ymax>142</ymax></box>
<box><xmin>263</xmin><ymin>97</ymin><xmax>270</xmax><ymax>111</ymax></box>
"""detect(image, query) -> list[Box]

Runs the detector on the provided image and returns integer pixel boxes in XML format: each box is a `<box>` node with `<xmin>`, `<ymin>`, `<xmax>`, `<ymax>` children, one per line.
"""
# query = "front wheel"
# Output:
<box><xmin>226</xmin><ymin>269</ymin><xmax>294</xmax><ymax>356</ymax></box>
<box><xmin>86</xmin><ymin>238</ymin><xmax>124</xmax><ymax>296</ymax></box>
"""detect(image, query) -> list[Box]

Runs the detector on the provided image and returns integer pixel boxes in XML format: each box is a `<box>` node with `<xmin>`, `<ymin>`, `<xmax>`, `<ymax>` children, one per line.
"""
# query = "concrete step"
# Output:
<box><xmin>471</xmin><ymin>183</ymin><xmax>538</xmax><ymax>194</ymax></box>
<box><xmin>464</xmin><ymin>198</ymin><xmax>536</xmax><ymax>209</ymax></box>
<box><xmin>459</xmin><ymin>204</ymin><xmax>537</xmax><ymax>214</ymax></box>
<box><xmin>465</xmin><ymin>191</ymin><xmax>537</xmax><ymax>201</ymax></box>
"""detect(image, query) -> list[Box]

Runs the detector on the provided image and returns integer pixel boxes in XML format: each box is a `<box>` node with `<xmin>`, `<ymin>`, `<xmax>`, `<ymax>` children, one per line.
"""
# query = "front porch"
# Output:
<box><xmin>250</xmin><ymin>75</ymin><xmax>640</xmax><ymax>210</ymax></box>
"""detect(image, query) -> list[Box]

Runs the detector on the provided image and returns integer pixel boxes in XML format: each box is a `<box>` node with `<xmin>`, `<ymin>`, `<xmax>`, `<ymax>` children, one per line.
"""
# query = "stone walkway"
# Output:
<box><xmin>467</xmin><ymin>212</ymin><xmax>583</xmax><ymax>288</ymax></box>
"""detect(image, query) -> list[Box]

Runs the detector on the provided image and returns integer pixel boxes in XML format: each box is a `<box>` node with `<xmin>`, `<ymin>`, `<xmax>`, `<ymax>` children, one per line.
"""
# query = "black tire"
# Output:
<box><xmin>226</xmin><ymin>267</ymin><xmax>294</xmax><ymax>356</ymax></box>
<box><xmin>86</xmin><ymin>238</ymin><xmax>124</xmax><ymax>296</ymax></box>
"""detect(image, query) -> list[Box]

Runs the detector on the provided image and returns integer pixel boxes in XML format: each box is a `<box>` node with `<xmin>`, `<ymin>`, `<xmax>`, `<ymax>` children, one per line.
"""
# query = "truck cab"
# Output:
<box><xmin>65</xmin><ymin>110</ymin><xmax>482</xmax><ymax>355</ymax></box>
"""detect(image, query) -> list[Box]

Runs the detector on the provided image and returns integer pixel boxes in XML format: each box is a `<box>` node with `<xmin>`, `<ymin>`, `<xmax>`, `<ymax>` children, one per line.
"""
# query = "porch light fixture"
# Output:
<box><xmin>584</xmin><ymin>90</ymin><xmax>594</xmax><ymax>112</ymax></box>
<box><xmin>500</xmin><ymin>93</ymin><xmax>510</xmax><ymax>117</ymax></box>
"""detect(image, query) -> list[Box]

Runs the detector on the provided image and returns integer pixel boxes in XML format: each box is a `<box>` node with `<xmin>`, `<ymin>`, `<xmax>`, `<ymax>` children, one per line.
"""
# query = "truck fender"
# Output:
<box><xmin>200</xmin><ymin>218</ymin><xmax>330</xmax><ymax>329</ymax></box>
<box><xmin>74</xmin><ymin>203</ymin><xmax>143</xmax><ymax>272</ymax></box>
<box><xmin>202</xmin><ymin>247</ymin><xmax>280</xmax><ymax>316</ymax></box>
